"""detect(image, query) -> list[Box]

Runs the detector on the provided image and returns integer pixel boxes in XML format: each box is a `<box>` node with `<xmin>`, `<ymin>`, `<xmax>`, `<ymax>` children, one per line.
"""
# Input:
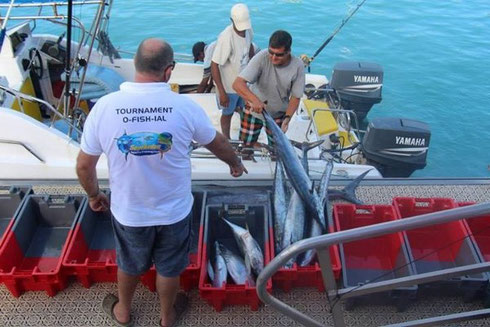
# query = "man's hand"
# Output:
<box><xmin>230</xmin><ymin>160</ymin><xmax>248</xmax><ymax>177</ymax></box>
<box><xmin>249</xmin><ymin>98</ymin><xmax>266</xmax><ymax>114</ymax></box>
<box><xmin>281</xmin><ymin>116</ymin><xmax>291</xmax><ymax>133</ymax></box>
<box><xmin>88</xmin><ymin>191</ymin><xmax>109</xmax><ymax>212</ymax></box>
<box><xmin>219</xmin><ymin>92</ymin><xmax>229</xmax><ymax>108</ymax></box>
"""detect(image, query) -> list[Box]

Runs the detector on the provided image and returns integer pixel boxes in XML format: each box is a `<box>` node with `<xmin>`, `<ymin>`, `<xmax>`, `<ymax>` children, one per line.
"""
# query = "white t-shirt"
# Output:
<box><xmin>211</xmin><ymin>24</ymin><xmax>253</xmax><ymax>93</ymax></box>
<box><xmin>80</xmin><ymin>82</ymin><xmax>216</xmax><ymax>227</ymax></box>
<box><xmin>203</xmin><ymin>41</ymin><xmax>217</xmax><ymax>78</ymax></box>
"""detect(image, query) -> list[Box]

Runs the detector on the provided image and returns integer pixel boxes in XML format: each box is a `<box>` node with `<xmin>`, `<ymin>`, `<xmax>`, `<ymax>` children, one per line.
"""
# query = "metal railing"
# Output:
<box><xmin>0</xmin><ymin>84</ymin><xmax>82</xmax><ymax>141</ymax></box>
<box><xmin>256</xmin><ymin>203</ymin><xmax>490</xmax><ymax>327</ymax></box>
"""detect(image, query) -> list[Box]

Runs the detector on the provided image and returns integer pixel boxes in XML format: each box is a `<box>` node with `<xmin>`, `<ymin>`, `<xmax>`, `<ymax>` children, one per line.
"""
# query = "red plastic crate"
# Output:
<box><xmin>199</xmin><ymin>204</ymin><xmax>272</xmax><ymax>311</ymax></box>
<box><xmin>334</xmin><ymin>203</ymin><xmax>417</xmax><ymax>309</ymax></box>
<box><xmin>0</xmin><ymin>186</ymin><xmax>32</xmax><ymax>249</ymax></box>
<box><xmin>0</xmin><ymin>195</ymin><xmax>85</xmax><ymax>297</ymax></box>
<box><xmin>393</xmin><ymin>197</ymin><xmax>487</xmax><ymax>295</ymax></box>
<box><xmin>63</xmin><ymin>198</ymin><xmax>117</xmax><ymax>287</ymax></box>
<box><xmin>394</xmin><ymin>197</ymin><xmax>464</xmax><ymax>265</ymax></box>
<box><xmin>271</xmin><ymin>222</ymin><xmax>341</xmax><ymax>292</ymax></box>
<box><xmin>458</xmin><ymin>202</ymin><xmax>490</xmax><ymax>262</ymax></box>
<box><xmin>141</xmin><ymin>192</ymin><xmax>206</xmax><ymax>292</ymax></box>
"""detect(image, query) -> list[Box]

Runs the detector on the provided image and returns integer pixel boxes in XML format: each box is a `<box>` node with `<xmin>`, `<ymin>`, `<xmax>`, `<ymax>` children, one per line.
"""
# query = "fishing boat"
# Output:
<box><xmin>0</xmin><ymin>0</ymin><xmax>432</xmax><ymax>181</ymax></box>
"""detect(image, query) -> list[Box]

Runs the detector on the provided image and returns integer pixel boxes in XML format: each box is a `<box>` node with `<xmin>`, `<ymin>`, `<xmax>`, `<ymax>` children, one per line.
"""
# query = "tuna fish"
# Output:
<box><xmin>212</xmin><ymin>241</ymin><xmax>228</xmax><ymax>288</ymax></box>
<box><xmin>219</xmin><ymin>243</ymin><xmax>253</xmax><ymax>285</ymax></box>
<box><xmin>223</xmin><ymin>219</ymin><xmax>264</xmax><ymax>276</ymax></box>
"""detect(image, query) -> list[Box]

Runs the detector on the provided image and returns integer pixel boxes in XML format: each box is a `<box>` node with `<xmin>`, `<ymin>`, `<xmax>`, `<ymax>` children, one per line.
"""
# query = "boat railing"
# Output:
<box><xmin>0</xmin><ymin>84</ymin><xmax>82</xmax><ymax>141</ymax></box>
<box><xmin>256</xmin><ymin>202</ymin><xmax>490</xmax><ymax>327</ymax></box>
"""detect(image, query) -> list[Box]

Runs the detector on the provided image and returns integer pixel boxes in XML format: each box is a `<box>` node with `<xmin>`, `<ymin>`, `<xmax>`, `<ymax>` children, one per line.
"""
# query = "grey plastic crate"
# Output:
<box><xmin>0</xmin><ymin>194</ymin><xmax>85</xmax><ymax>297</ymax></box>
<box><xmin>0</xmin><ymin>186</ymin><xmax>33</xmax><ymax>248</ymax></box>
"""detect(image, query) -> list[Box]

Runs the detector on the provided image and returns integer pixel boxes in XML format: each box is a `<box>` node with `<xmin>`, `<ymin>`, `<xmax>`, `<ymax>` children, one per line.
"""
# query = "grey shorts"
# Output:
<box><xmin>111</xmin><ymin>212</ymin><xmax>191</xmax><ymax>278</ymax></box>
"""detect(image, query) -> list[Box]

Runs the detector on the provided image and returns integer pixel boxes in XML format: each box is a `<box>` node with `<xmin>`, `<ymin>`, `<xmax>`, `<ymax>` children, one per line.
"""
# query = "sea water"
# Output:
<box><xmin>4</xmin><ymin>0</ymin><xmax>490</xmax><ymax>177</ymax></box>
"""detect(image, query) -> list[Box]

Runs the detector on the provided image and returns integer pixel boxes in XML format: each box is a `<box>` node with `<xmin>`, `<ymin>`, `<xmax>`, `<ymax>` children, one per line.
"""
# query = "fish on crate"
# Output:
<box><xmin>222</xmin><ymin>218</ymin><xmax>264</xmax><ymax>276</ymax></box>
<box><xmin>218</xmin><ymin>242</ymin><xmax>255</xmax><ymax>286</ymax></box>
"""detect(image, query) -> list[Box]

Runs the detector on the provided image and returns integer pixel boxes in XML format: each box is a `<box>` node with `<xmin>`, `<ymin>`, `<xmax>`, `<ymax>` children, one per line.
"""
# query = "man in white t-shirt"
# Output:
<box><xmin>193</xmin><ymin>39</ymin><xmax>260</xmax><ymax>94</ymax></box>
<box><xmin>211</xmin><ymin>3</ymin><xmax>255</xmax><ymax>139</ymax></box>
<box><xmin>76</xmin><ymin>38</ymin><xmax>246</xmax><ymax>327</ymax></box>
<box><xmin>192</xmin><ymin>41</ymin><xmax>217</xmax><ymax>93</ymax></box>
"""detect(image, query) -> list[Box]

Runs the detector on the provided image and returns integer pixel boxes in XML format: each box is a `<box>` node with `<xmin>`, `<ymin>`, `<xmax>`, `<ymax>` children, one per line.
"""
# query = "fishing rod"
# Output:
<box><xmin>302</xmin><ymin>0</ymin><xmax>368</xmax><ymax>71</ymax></box>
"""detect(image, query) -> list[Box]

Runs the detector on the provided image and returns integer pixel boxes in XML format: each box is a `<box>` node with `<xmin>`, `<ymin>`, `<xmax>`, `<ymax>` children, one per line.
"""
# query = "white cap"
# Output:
<box><xmin>231</xmin><ymin>3</ymin><xmax>251</xmax><ymax>31</ymax></box>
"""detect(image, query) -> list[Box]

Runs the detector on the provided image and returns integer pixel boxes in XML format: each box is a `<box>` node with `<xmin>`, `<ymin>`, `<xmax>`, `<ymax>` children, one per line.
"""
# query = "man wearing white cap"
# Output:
<box><xmin>211</xmin><ymin>3</ymin><xmax>255</xmax><ymax>139</ymax></box>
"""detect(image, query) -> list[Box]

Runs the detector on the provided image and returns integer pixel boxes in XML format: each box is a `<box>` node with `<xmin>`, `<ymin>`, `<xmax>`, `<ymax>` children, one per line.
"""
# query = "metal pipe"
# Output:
<box><xmin>72</xmin><ymin>1</ymin><xmax>105</xmax><ymax>111</ymax></box>
<box><xmin>63</xmin><ymin>0</ymin><xmax>73</xmax><ymax>117</ymax></box>
<box><xmin>382</xmin><ymin>309</ymin><xmax>490</xmax><ymax>327</ymax></box>
<box><xmin>0</xmin><ymin>84</ymin><xmax>82</xmax><ymax>136</ymax></box>
<box><xmin>336</xmin><ymin>262</ymin><xmax>490</xmax><ymax>299</ymax></box>
<box><xmin>256</xmin><ymin>203</ymin><xmax>490</xmax><ymax>327</ymax></box>
<box><xmin>0</xmin><ymin>1</ymin><xmax>103</xmax><ymax>8</ymax></box>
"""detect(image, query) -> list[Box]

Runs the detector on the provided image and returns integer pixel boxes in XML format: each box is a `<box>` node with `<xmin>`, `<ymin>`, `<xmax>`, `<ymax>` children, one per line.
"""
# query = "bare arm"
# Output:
<box><xmin>281</xmin><ymin>96</ymin><xmax>301</xmax><ymax>132</ymax></box>
<box><xmin>76</xmin><ymin>150</ymin><xmax>109</xmax><ymax>211</ymax></box>
<box><xmin>211</xmin><ymin>61</ymin><xmax>229</xmax><ymax>107</ymax></box>
<box><xmin>196</xmin><ymin>76</ymin><xmax>211</xmax><ymax>93</ymax></box>
<box><xmin>232</xmin><ymin>77</ymin><xmax>265</xmax><ymax>113</ymax></box>
<box><xmin>205</xmin><ymin>132</ymin><xmax>247</xmax><ymax>177</ymax></box>
<box><xmin>249</xmin><ymin>43</ymin><xmax>255</xmax><ymax>59</ymax></box>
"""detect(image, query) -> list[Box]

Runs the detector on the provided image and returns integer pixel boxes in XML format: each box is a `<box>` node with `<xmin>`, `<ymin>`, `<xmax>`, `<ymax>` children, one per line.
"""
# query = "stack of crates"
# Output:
<box><xmin>393</xmin><ymin>197</ymin><xmax>488</xmax><ymax>300</ymax></box>
<box><xmin>334</xmin><ymin>204</ymin><xmax>417</xmax><ymax>311</ymax></box>
<box><xmin>0</xmin><ymin>186</ymin><xmax>32</xmax><ymax>249</ymax></box>
<box><xmin>63</xmin><ymin>191</ymin><xmax>117</xmax><ymax>287</ymax></box>
<box><xmin>0</xmin><ymin>195</ymin><xmax>85</xmax><ymax>297</ymax></box>
<box><xmin>141</xmin><ymin>191</ymin><xmax>207</xmax><ymax>291</ymax></box>
<box><xmin>199</xmin><ymin>203</ymin><xmax>272</xmax><ymax>311</ymax></box>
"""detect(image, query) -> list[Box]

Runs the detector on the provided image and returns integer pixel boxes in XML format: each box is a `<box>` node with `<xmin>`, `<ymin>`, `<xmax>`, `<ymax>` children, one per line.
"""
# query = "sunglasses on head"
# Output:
<box><xmin>268</xmin><ymin>48</ymin><xmax>288</xmax><ymax>57</ymax></box>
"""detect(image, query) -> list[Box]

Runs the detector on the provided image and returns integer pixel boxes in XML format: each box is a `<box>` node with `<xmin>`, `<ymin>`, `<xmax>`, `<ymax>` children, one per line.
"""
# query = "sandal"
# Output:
<box><xmin>102</xmin><ymin>293</ymin><xmax>134</xmax><ymax>327</ymax></box>
<box><xmin>159</xmin><ymin>292</ymin><xmax>189</xmax><ymax>327</ymax></box>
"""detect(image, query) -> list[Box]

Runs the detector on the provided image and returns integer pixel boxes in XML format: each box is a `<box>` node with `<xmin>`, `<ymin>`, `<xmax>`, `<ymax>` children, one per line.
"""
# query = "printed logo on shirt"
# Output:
<box><xmin>116</xmin><ymin>131</ymin><xmax>173</xmax><ymax>160</ymax></box>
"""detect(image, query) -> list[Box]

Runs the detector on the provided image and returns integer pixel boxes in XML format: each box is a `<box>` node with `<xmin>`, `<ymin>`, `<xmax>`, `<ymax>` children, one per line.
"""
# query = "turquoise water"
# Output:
<box><xmin>5</xmin><ymin>0</ymin><xmax>490</xmax><ymax>177</ymax></box>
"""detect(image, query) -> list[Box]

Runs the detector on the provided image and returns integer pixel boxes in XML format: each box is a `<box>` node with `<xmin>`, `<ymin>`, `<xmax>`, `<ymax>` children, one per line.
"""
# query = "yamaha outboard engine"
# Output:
<box><xmin>330</xmin><ymin>62</ymin><xmax>383</xmax><ymax>120</ymax></box>
<box><xmin>362</xmin><ymin>117</ymin><xmax>430</xmax><ymax>177</ymax></box>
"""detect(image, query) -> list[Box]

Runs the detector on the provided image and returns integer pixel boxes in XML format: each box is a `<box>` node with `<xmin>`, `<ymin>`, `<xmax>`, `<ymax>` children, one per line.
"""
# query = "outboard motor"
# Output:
<box><xmin>362</xmin><ymin>117</ymin><xmax>430</xmax><ymax>177</ymax></box>
<box><xmin>330</xmin><ymin>62</ymin><xmax>383</xmax><ymax>120</ymax></box>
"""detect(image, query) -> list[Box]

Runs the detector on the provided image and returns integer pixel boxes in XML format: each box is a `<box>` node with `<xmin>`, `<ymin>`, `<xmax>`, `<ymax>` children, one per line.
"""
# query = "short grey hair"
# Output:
<box><xmin>134</xmin><ymin>38</ymin><xmax>174</xmax><ymax>76</ymax></box>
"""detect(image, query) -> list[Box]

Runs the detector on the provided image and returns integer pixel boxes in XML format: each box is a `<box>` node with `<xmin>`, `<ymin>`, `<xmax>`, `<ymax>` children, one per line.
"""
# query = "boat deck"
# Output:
<box><xmin>1</xmin><ymin>180</ymin><xmax>489</xmax><ymax>326</ymax></box>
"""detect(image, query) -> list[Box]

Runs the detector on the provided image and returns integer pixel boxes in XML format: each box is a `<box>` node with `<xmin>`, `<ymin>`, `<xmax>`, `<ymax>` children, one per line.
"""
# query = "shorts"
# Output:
<box><xmin>217</xmin><ymin>93</ymin><xmax>244</xmax><ymax>116</ymax></box>
<box><xmin>111</xmin><ymin>212</ymin><xmax>192</xmax><ymax>278</ymax></box>
<box><xmin>239</xmin><ymin>107</ymin><xmax>285</xmax><ymax>145</ymax></box>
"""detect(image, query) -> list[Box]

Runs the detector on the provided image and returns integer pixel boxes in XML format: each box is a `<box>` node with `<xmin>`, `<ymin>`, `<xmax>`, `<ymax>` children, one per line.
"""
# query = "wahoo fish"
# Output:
<box><xmin>281</xmin><ymin>190</ymin><xmax>306</xmax><ymax>268</ymax></box>
<box><xmin>219</xmin><ymin>243</ymin><xmax>254</xmax><ymax>285</ymax></box>
<box><xmin>300</xmin><ymin>160</ymin><xmax>334</xmax><ymax>266</ymax></box>
<box><xmin>328</xmin><ymin>169</ymin><xmax>371</xmax><ymax>204</ymax></box>
<box><xmin>223</xmin><ymin>219</ymin><xmax>264</xmax><ymax>276</ymax></box>
<box><xmin>263</xmin><ymin>110</ymin><xmax>327</xmax><ymax>231</ymax></box>
<box><xmin>290</xmin><ymin>139</ymin><xmax>325</xmax><ymax>176</ymax></box>
<box><xmin>273</xmin><ymin>160</ymin><xmax>289</xmax><ymax>254</ymax></box>
<box><xmin>212</xmin><ymin>241</ymin><xmax>227</xmax><ymax>288</ymax></box>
